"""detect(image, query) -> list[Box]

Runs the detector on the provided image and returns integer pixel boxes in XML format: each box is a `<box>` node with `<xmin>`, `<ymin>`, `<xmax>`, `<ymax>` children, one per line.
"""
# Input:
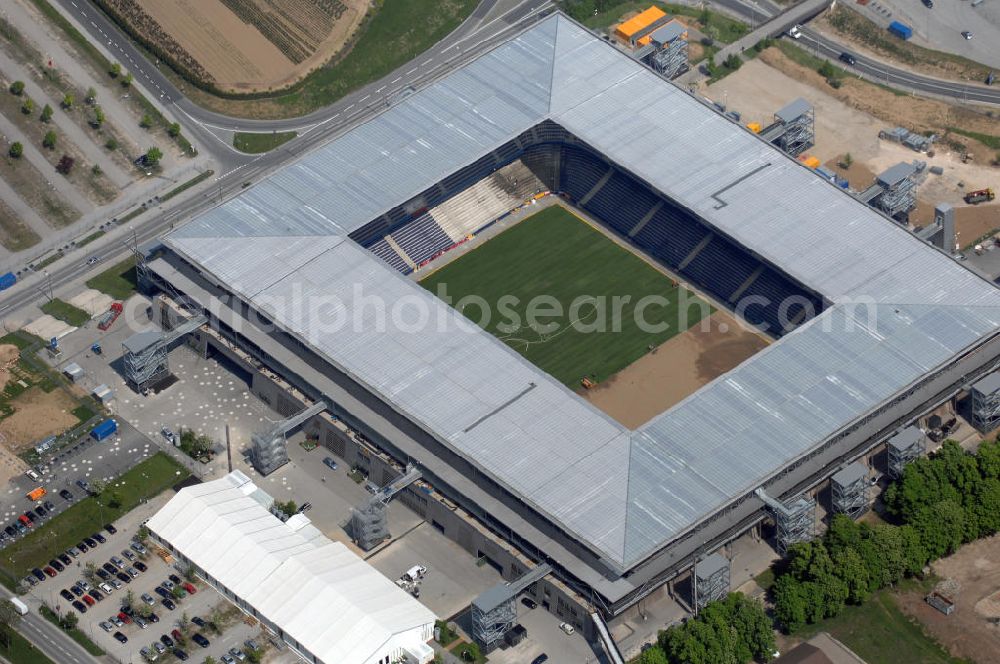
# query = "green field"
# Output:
<box><xmin>39</xmin><ymin>299</ymin><xmax>91</xmax><ymax>327</ymax></box>
<box><xmin>792</xmin><ymin>586</ymin><xmax>966</xmax><ymax>664</ymax></box>
<box><xmin>233</xmin><ymin>131</ymin><xmax>296</xmax><ymax>154</ymax></box>
<box><xmin>85</xmin><ymin>256</ymin><xmax>137</xmax><ymax>300</ymax></box>
<box><xmin>2</xmin><ymin>453</ymin><xmax>189</xmax><ymax>579</ymax></box>
<box><xmin>421</xmin><ymin>206</ymin><xmax>711</xmax><ymax>386</ymax></box>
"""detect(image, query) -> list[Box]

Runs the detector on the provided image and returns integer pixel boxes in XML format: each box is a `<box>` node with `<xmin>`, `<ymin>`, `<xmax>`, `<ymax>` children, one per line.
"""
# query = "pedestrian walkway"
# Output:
<box><xmin>711</xmin><ymin>0</ymin><xmax>831</xmax><ymax>67</ymax></box>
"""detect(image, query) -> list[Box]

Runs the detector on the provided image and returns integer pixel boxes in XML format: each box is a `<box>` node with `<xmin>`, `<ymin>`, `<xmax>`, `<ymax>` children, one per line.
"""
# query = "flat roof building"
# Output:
<box><xmin>146</xmin><ymin>471</ymin><xmax>437</xmax><ymax>664</ymax></box>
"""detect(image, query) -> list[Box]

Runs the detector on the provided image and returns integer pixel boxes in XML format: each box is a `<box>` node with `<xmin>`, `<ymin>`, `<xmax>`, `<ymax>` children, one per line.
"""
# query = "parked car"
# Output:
<box><xmin>102</xmin><ymin>563</ymin><xmax>117</xmax><ymax>574</ymax></box>
<box><xmin>168</xmin><ymin>574</ymin><xmax>182</xmax><ymax>585</ymax></box>
<box><xmin>229</xmin><ymin>648</ymin><xmax>247</xmax><ymax>662</ymax></box>
<box><xmin>221</xmin><ymin>656</ymin><xmax>236</xmax><ymax>664</ymax></box>
<box><xmin>531</xmin><ymin>656</ymin><xmax>549</xmax><ymax>664</ymax></box>
<box><xmin>35</xmin><ymin>506</ymin><xmax>48</xmax><ymax>518</ymax></box>
<box><xmin>96</xmin><ymin>569</ymin><xmax>110</xmax><ymax>581</ymax></box>
<box><xmin>110</xmin><ymin>556</ymin><xmax>126</xmax><ymax>569</ymax></box>
<box><xmin>162</xmin><ymin>598</ymin><xmax>176</xmax><ymax>610</ymax></box>
<box><xmin>192</xmin><ymin>633</ymin><xmax>209</xmax><ymax>648</ymax></box>
<box><xmin>88</xmin><ymin>590</ymin><xmax>103</xmax><ymax>602</ymax></box>
<box><xmin>117</xmin><ymin>611</ymin><xmax>131</xmax><ymax>624</ymax></box>
<box><xmin>182</xmin><ymin>582</ymin><xmax>196</xmax><ymax>594</ymax></box>
<box><xmin>126</xmin><ymin>567</ymin><xmax>139</xmax><ymax>578</ymax></box>
<box><xmin>110</xmin><ymin>615</ymin><xmax>124</xmax><ymax>627</ymax></box>
<box><xmin>153</xmin><ymin>642</ymin><xmax>167</xmax><ymax>654</ymax></box>
<box><xmin>113</xmin><ymin>631</ymin><xmax>128</xmax><ymax>644</ymax></box>
<box><xmin>43</xmin><ymin>501</ymin><xmax>55</xmax><ymax>511</ymax></box>
<box><xmin>173</xmin><ymin>649</ymin><xmax>188</xmax><ymax>661</ymax></box>
<box><xmin>67</xmin><ymin>547</ymin><xmax>80</xmax><ymax>558</ymax></box>
<box><xmin>171</xmin><ymin>629</ymin><xmax>184</xmax><ymax>643</ymax></box>
<box><xmin>99</xmin><ymin>621</ymin><xmax>113</xmax><ymax>633</ymax></box>
<box><xmin>100</xmin><ymin>582</ymin><xmax>114</xmax><ymax>594</ymax></box>
<box><xmin>559</xmin><ymin>622</ymin><xmax>575</xmax><ymax>635</ymax></box>
<box><xmin>521</xmin><ymin>597</ymin><xmax>537</xmax><ymax>610</ymax></box>
<box><xmin>4</xmin><ymin>526</ymin><xmax>16</xmax><ymax>538</ymax></box>
<box><xmin>82</xmin><ymin>595</ymin><xmax>95</xmax><ymax>606</ymax></box>
<box><xmin>83</xmin><ymin>537</ymin><xmax>97</xmax><ymax>548</ymax></box>
<box><xmin>78</xmin><ymin>580</ymin><xmax>90</xmax><ymax>591</ymax></box>
<box><xmin>48</xmin><ymin>559</ymin><xmax>64</xmax><ymax>572</ymax></box>
<box><xmin>147</xmin><ymin>611</ymin><xmax>160</xmax><ymax>623</ymax></box>
<box><xmin>135</xmin><ymin>616</ymin><xmax>148</xmax><ymax>629</ymax></box>
<box><xmin>43</xmin><ymin>567</ymin><xmax>57</xmax><ymax>577</ymax></box>
<box><xmin>105</xmin><ymin>524</ymin><xmax>117</xmax><ymax>535</ymax></box>
<box><xmin>135</xmin><ymin>561</ymin><xmax>148</xmax><ymax>572</ymax></box>
<box><xmin>72</xmin><ymin>600</ymin><xmax>86</xmax><ymax>613</ymax></box>
<box><xmin>130</xmin><ymin>541</ymin><xmax>147</xmax><ymax>555</ymax></box>
<box><xmin>116</xmin><ymin>572</ymin><xmax>131</xmax><ymax>584</ymax></box>
<box><xmin>59</xmin><ymin>489</ymin><xmax>73</xmax><ymax>501</ymax></box>
<box><xmin>323</xmin><ymin>457</ymin><xmax>338</xmax><ymax>470</ymax></box>
<box><xmin>962</xmin><ymin>30</ymin><xmax>973</xmax><ymax>40</ymax></box>
<box><xmin>57</xmin><ymin>553</ymin><xmax>71</xmax><ymax>566</ymax></box>
<box><xmin>92</xmin><ymin>533</ymin><xmax>106</xmax><ymax>544</ymax></box>
<box><xmin>122</xmin><ymin>549</ymin><xmax>137</xmax><ymax>562</ymax></box>
<box><xmin>140</xmin><ymin>645</ymin><xmax>156</xmax><ymax>662</ymax></box>
<box><xmin>160</xmin><ymin>635</ymin><xmax>174</xmax><ymax>648</ymax></box>
<box><xmin>141</xmin><ymin>593</ymin><xmax>156</xmax><ymax>606</ymax></box>
<box><xmin>70</xmin><ymin>585</ymin><xmax>84</xmax><ymax>597</ymax></box>
<box><xmin>154</xmin><ymin>587</ymin><xmax>171</xmax><ymax>599</ymax></box>
<box><xmin>60</xmin><ymin>589</ymin><xmax>74</xmax><ymax>601</ymax></box>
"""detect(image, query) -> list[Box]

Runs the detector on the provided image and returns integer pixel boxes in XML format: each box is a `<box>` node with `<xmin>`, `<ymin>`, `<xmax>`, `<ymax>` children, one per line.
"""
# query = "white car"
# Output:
<box><xmin>559</xmin><ymin>622</ymin><xmax>575</xmax><ymax>635</ymax></box>
<box><xmin>787</xmin><ymin>25</ymin><xmax>803</xmax><ymax>39</ymax></box>
<box><xmin>99</xmin><ymin>582</ymin><xmax>114</xmax><ymax>594</ymax></box>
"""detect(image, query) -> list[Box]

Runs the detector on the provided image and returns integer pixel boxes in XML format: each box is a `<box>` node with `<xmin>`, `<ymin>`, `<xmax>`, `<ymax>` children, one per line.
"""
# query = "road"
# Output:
<box><xmin>0</xmin><ymin>586</ymin><xmax>98</xmax><ymax>664</ymax></box>
<box><xmin>703</xmin><ymin>0</ymin><xmax>1000</xmax><ymax>105</ymax></box>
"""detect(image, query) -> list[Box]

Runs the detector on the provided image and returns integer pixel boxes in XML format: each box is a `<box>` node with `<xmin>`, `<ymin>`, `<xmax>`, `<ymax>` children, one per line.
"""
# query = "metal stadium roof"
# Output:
<box><xmin>165</xmin><ymin>14</ymin><xmax>1000</xmax><ymax>572</ymax></box>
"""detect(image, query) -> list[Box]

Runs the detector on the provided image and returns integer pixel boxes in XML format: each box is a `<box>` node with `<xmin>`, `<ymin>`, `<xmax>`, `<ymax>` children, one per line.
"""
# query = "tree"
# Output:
<box><xmin>21</xmin><ymin>97</ymin><xmax>34</xmax><ymax>115</ymax></box>
<box><xmin>182</xmin><ymin>564</ymin><xmax>196</xmax><ymax>582</ymax></box>
<box><xmin>60</xmin><ymin>611</ymin><xmax>79</xmax><ymax>630</ymax></box>
<box><xmin>122</xmin><ymin>72</ymin><xmax>133</xmax><ymax>88</ymax></box>
<box><xmin>978</xmin><ymin>439</ymin><xmax>1000</xmax><ymax>480</ymax></box>
<box><xmin>40</xmin><ymin>103</ymin><xmax>53</xmax><ymax>123</ymax></box>
<box><xmin>84</xmin><ymin>561</ymin><xmax>99</xmax><ymax>585</ymax></box>
<box><xmin>139</xmin><ymin>114</ymin><xmax>153</xmax><ymax>129</ymax></box>
<box><xmin>42</xmin><ymin>130</ymin><xmax>57</xmax><ymax>149</ymax></box>
<box><xmin>274</xmin><ymin>499</ymin><xmax>297</xmax><ymax>515</ymax></box>
<box><xmin>123</xmin><ymin>590</ymin><xmax>135</xmax><ymax>611</ymax></box>
<box><xmin>137</xmin><ymin>525</ymin><xmax>150</xmax><ymax>543</ymax></box>
<box><xmin>107</xmin><ymin>490</ymin><xmax>123</xmax><ymax>509</ymax></box>
<box><xmin>109</xmin><ymin>62</ymin><xmax>121</xmax><ymax>78</ymax></box>
<box><xmin>912</xmin><ymin>499</ymin><xmax>966</xmax><ymax>560</ymax></box>
<box><xmin>0</xmin><ymin>600</ymin><xmax>21</xmax><ymax>631</ymax></box>
<box><xmin>9</xmin><ymin>142</ymin><xmax>23</xmax><ymax>158</ymax></box>
<box><xmin>179</xmin><ymin>611</ymin><xmax>190</xmax><ymax>629</ymax></box>
<box><xmin>56</xmin><ymin>155</ymin><xmax>75</xmax><ymax>175</ymax></box>
<box><xmin>637</xmin><ymin>646</ymin><xmax>669</xmax><ymax>664</ymax></box>
<box><xmin>9</xmin><ymin>80</ymin><xmax>25</xmax><ymax>96</ymax></box>
<box><xmin>61</xmin><ymin>92</ymin><xmax>74</xmax><ymax>109</ymax></box>
<box><xmin>91</xmin><ymin>106</ymin><xmax>105</xmax><ymax>127</ymax></box>
<box><xmin>144</xmin><ymin>146</ymin><xmax>163</xmax><ymax>166</ymax></box>
<box><xmin>172</xmin><ymin>585</ymin><xmax>186</xmax><ymax>599</ymax></box>
<box><xmin>168</xmin><ymin>122</ymin><xmax>181</xmax><ymax>137</ymax></box>
<box><xmin>86</xmin><ymin>86</ymin><xmax>97</xmax><ymax>104</ymax></box>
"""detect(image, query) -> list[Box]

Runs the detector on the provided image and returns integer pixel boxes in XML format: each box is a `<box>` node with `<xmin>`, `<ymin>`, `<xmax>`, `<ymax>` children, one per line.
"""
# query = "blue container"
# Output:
<box><xmin>90</xmin><ymin>419</ymin><xmax>118</xmax><ymax>441</ymax></box>
<box><xmin>888</xmin><ymin>21</ymin><xmax>913</xmax><ymax>40</ymax></box>
<box><xmin>0</xmin><ymin>272</ymin><xmax>15</xmax><ymax>291</ymax></box>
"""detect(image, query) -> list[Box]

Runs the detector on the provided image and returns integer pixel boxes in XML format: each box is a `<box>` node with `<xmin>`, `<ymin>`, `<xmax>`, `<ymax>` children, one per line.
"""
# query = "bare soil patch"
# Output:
<box><xmin>0</xmin><ymin>386</ymin><xmax>78</xmax><ymax>451</ymax></box>
<box><xmin>896</xmin><ymin>533</ymin><xmax>1000</xmax><ymax>664</ymax></box>
<box><xmin>582</xmin><ymin>311</ymin><xmax>769</xmax><ymax>428</ymax></box>
<box><xmin>0</xmin><ymin>196</ymin><xmax>39</xmax><ymax>252</ymax></box>
<box><xmin>122</xmin><ymin>0</ymin><xmax>367</xmax><ymax>92</ymax></box>
<box><xmin>0</xmin><ymin>345</ymin><xmax>20</xmax><ymax>392</ymax></box>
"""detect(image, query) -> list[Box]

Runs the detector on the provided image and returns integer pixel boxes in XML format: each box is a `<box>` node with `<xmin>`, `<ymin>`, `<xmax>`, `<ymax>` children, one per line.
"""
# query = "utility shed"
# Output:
<box><xmin>63</xmin><ymin>362</ymin><xmax>84</xmax><ymax>383</ymax></box>
<box><xmin>146</xmin><ymin>471</ymin><xmax>437</xmax><ymax>664</ymax></box>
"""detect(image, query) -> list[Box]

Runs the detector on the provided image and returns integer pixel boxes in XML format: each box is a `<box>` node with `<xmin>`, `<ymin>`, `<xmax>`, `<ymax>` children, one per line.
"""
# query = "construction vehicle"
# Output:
<box><xmin>97</xmin><ymin>302</ymin><xmax>123</xmax><ymax>330</ymax></box>
<box><xmin>27</xmin><ymin>487</ymin><xmax>46</xmax><ymax>501</ymax></box>
<box><xmin>964</xmin><ymin>188</ymin><xmax>995</xmax><ymax>204</ymax></box>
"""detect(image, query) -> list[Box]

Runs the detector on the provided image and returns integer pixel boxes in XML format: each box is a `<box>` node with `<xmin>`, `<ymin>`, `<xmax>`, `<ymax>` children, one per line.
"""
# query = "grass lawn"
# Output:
<box><xmin>0</xmin><ymin>626</ymin><xmax>56</xmax><ymax>664</ymax></box>
<box><xmin>792</xmin><ymin>586</ymin><xmax>964</xmax><ymax>664</ymax></box>
<box><xmin>37</xmin><ymin>606</ymin><xmax>104</xmax><ymax>656</ymax></box>
<box><xmin>449</xmin><ymin>640</ymin><xmax>487</xmax><ymax>663</ymax></box>
<box><xmin>421</xmin><ymin>205</ymin><xmax>711</xmax><ymax>387</ymax></box>
<box><xmin>85</xmin><ymin>256</ymin><xmax>137</xmax><ymax>300</ymax></box>
<box><xmin>2</xmin><ymin>453</ymin><xmax>189</xmax><ymax>578</ymax></box>
<box><xmin>39</xmin><ymin>299</ymin><xmax>91</xmax><ymax>327</ymax></box>
<box><xmin>233</xmin><ymin>131</ymin><xmax>296</xmax><ymax>154</ymax></box>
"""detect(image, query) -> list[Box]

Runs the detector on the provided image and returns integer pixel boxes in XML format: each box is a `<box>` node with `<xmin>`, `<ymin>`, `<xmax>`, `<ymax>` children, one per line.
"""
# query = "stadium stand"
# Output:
<box><xmin>368</xmin><ymin>238</ymin><xmax>413</xmax><ymax>275</ymax></box>
<box><xmin>430</xmin><ymin>162</ymin><xmax>544</xmax><ymax>242</ymax></box>
<box><xmin>389</xmin><ymin>213</ymin><xmax>454</xmax><ymax>267</ymax></box>
<box><xmin>582</xmin><ymin>171</ymin><xmax>661</xmax><ymax>237</ymax></box>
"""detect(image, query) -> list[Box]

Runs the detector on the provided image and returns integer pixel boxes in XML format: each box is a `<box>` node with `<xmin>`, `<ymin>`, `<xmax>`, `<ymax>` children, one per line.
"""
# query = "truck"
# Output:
<box><xmin>90</xmin><ymin>418</ymin><xmax>118</xmax><ymax>441</ymax></box>
<box><xmin>964</xmin><ymin>188</ymin><xmax>996</xmax><ymax>204</ymax></box>
<box><xmin>888</xmin><ymin>21</ymin><xmax>913</xmax><ymax>40</ymax></box>
<box><xmin>0</xmin><ymin>272</ymin><xmax>15</xmax><ymax>291</ymax></box>
<box><xmin>97</xmin><ymin>302</ymin><xmax>123</xmax><ymax>331</ymax></box>
<box><xmin>26</xmin><ymin>487</ymin><xmax>46</xmax><ymax>501</ymax></box>
<box><xmin>9</xmin><ymin>598</ymin><xmax>28</xmax><ymax>615</ymax></box>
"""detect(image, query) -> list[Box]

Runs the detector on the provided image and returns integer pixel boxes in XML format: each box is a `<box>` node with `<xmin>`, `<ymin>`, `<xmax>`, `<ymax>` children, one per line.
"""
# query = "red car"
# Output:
<box><xmin>182</xmin><ymin>582</ymin><xmax>196</xmax><ymax>595</ymax></box>
<box><xmin>117</xmin><ymin>611</ymin><xmax>131</xmax><ymax>624</ymax></box>
<box><xmin>18</xmin><ymin>514</ymin><xmax>33</xmax><ymax>528</ymax></box>
<box><xmin>82</xmin><ymin>595</ymin><xmax>95</xmax><ymax>606</ymax></box>
<box><xmin>43</xmin><ymin>567</ymin><xmax>57</xmax><ymax>577</ymax></box>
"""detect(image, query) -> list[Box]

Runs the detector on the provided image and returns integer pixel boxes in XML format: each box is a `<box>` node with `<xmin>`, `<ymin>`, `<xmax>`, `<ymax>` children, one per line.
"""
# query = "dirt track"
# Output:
<box><xmin>897</xmin><ymin>533</ymin><xmax>1000</xmax><ymax>663</ymax></box>
<box><xmin>583</xmin><ymin>310</ymin><xmax>769</xmax><ymax>428</ymax></box>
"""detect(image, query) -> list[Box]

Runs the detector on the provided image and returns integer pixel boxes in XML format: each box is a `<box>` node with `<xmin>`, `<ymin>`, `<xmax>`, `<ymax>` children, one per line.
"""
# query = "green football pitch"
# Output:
<box><xmin>421</xmin><ymin>205</ymin><xmax>713</xmax><ymax>387</ymax></box>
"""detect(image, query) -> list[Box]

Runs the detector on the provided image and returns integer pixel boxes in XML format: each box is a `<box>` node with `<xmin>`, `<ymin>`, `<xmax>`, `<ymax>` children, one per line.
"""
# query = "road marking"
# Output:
<box><xmin>360</xmin><ymin>94</ymin><xmax>370</xmax><ymax>102</ymax></box>
<box><xmin>422</xmin><ymin>58</ymin><xmax>433</xmax><ymax>66</ymax></box>
<box><xmin>391</xmin><ymin>77</ymin><xmax>401</xmax><ymax>84</ymax></box>
<box><xmin>406</xmin><ymin>67</ymin><xmax>417</xmax><ymax>75</ymax></box>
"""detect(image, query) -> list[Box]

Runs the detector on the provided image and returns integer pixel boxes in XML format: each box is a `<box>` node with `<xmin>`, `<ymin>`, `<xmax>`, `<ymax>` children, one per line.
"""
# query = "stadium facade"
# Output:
<box><xmin>145</xmin><ymin>13</ymin><xmax>1000</xmax><ymax>631</ymax></box>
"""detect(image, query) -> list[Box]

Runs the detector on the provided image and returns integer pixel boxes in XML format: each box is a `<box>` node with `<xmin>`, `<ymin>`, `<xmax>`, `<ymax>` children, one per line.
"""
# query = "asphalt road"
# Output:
<box><xmin>710</xmin><ymin>0</ymin><xmax>1000</xmax><ymax>105</ymax></box>
<box><xmin>0</xmin><ymin>585</ymin><xmax>99</xmax><ymax>663</ymax></box>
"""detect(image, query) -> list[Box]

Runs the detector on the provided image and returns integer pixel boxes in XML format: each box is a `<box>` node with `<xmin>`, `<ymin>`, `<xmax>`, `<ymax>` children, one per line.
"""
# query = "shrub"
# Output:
<box><xmin>56</xmin><ymin>155</ymin><xmax>75</xmax><ymax>174</ymax></box>
<box><xmin>40</xmin><ymin>103</ymin><xmax>53</xmax><ymax>122</ymax></box>
<box><xmin>9</xmin><ymin>80</ymin><xmax>25</xmax><ymax>95</ymax></box>
<box><xmin>9</xmin><ymin>142</ymin><xmax>23</xmax><ymax>158</ymax></box>
<box><xmin>61</xmin><ymin>93</ymin><xmax>74</xmax><ymax>109</ymax></box>
<box><xmin>139</xmin><ymin>114</ymin><xmax>153</xmax><ymax>129</ymax></box>
<box><xmin>105</xmin><ymin>137</ymin><xmax>118</xmax><ymax>150</ymax></box>
<box><xmin>42</xmin><ymin>130</ymin><xmax>57</xmax><ymax>149</ymax></box>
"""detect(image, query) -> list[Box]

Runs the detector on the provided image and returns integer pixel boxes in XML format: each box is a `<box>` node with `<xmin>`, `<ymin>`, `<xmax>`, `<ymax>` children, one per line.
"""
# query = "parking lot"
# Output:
<box><xmin>19</xmin><ymin>490</ymin><xmax>295</xmax><ymax>664</ymax></box>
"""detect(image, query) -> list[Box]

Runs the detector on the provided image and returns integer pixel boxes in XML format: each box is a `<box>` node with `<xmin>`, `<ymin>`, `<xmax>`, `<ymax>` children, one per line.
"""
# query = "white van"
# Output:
<box><xmin>403</xmin><ymin>565</ymin><xmax>427</xmax><ymax>582</ymax></box>
<box><xmin>10</xmin><ymin>598</ymin><xmax>28</xmax><ymax>615</ymax></box>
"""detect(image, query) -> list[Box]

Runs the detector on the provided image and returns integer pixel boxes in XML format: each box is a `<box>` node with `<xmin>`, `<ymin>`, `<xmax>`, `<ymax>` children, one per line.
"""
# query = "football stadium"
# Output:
<box><xmin>139</xmin><ymin>11</ymin><xmax>1000</xmax><ymax>652</ymax></box>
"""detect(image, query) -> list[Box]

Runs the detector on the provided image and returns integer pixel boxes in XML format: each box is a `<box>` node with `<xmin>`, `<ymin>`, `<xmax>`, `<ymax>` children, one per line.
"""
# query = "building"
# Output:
<box><xmin>146</xmin><ymin>471</ymin><xmax>437</xmax><ymax>664</ymax></box>
<box><xmin>613</xmin><ymin>6</ymin><xmax>668</xmax><ymax>44</ymax></box>
<box><xmin>143</xmin><ymin>11</ymin><xmax>1000</xmax><ymax>636</ymax></box>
